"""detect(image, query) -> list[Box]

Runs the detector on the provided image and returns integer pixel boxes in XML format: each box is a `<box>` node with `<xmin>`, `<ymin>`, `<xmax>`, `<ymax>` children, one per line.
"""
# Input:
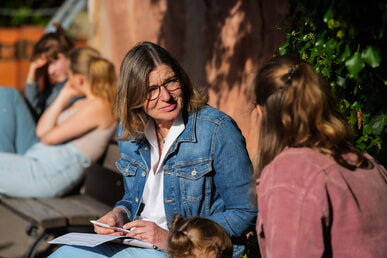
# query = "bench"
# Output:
<box><xmin>0</xmin><ymin>142</ymin><xmax>123</xmax><ymax>258</ymax></box>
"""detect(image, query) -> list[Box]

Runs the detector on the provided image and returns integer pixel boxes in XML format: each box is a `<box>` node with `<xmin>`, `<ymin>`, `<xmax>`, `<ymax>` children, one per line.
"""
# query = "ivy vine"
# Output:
<box><xmin>278</xmin><ymin>0</ymin><xmax>387</xmax><ymax>166</ymax></box>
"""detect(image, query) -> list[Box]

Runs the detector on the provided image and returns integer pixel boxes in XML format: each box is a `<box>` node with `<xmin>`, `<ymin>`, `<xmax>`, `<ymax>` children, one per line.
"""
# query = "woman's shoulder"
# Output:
<box><xmin>77</xmin><ymin>97</ymin><xmax>115</xmax><ymax>127</ymax></box>
<box><xmin>262</xmin><ymin>147</ymin><xmax>336</xmax><ymax>183</ymax></box>
<box><xmin>79</xmin><ymin>97</ymin><xmax>112</xmax><ymax>112</ymax></box>
<box><xmin>258</xmin><ymin>148</ymin><xmax>337</xmax><ymax>199</ymax></box>
<box><xmin>272</xmin><ymin>147</ymin><xmax>336</xmax><ymax>170</ymax></box>
<box><xmin>195</xmin><ymin>104</ymin><xmax>233</xmax><ymax>123</ymax></box>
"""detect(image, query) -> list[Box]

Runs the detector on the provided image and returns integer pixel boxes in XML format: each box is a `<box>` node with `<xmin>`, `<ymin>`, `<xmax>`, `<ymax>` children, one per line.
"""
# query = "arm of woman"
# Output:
<box><xmin>36</xmin><ymin>84</ymin><xmax>110</xmax><ymax>144</ymax></box>
<box><xmin>25</xmin><ymin>56</ymin><xmax>49</xmax><ymax>114</ymax></box>
<box><xmin>36</xmin><ymin>82</ymin><xmax>74</xmax><ymax>138</ymax></box>
<box><xmin>26</xmin><ymin>56</ymin><xmax>47</xmax><ymax>84</ymax></box>
<box><xmin>209</xmin><ymin>118</ymin><xmax>257</xmax><ymax>237</ymax></box>
<box><xmin>38</xmin><ymin>100</ymin><xmax>109</xmax><ymax>145</ymax></box>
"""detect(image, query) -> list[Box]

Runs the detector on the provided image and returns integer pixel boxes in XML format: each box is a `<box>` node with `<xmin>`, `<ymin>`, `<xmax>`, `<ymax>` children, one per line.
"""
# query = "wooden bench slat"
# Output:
<box><xmin>37</xmin><ymin>196</ymin><xmax>111</xmax><ymax>225</ymax></box>
<box><xmin>0</xmin><ymin>142</ymin><xmax>122</xmax><ymax>257</ymax></box>
<box><xmin>1</xmin><ymin>198</ymin><xmax>67</xmax><ymax>228</ymax></box>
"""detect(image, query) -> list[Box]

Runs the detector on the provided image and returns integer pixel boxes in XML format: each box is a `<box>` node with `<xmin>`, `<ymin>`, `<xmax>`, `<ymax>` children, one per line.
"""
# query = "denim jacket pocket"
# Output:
<box><xmin>175</xmin><ymin>159</ymin><xmax>213</xmax><ymax>201</ymax></box>
<box><xmin>116</xmin><ymin>155</ymin><xmax>146</xmax><ymax>177</ymax></box>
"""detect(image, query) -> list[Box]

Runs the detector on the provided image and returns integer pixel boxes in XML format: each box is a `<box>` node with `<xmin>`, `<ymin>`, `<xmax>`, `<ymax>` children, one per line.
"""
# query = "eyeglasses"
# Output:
<box><xmin>147</xmin><ymin>75</ymin><xmax>181</xmax><ymax>100</ymax></box>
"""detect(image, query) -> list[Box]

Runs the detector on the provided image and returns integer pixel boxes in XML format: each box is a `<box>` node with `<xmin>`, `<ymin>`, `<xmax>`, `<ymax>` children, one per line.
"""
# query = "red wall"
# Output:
<box><xmin>88</xmin><ymin>0</ymin><xmax>289</xmax><ymax>160</ymax></box>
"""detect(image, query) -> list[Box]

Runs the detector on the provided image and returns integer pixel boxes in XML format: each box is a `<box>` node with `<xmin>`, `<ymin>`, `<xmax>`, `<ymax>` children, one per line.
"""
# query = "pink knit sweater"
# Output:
<box><xmin>256</xmin><ymin>147</ymin><xmax>387</xmax><ymax>258</ymax></box>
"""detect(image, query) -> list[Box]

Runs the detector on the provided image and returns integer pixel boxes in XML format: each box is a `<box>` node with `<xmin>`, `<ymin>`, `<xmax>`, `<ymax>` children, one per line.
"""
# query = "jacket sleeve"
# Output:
<box><xmin>24</xmin><ymin>81</ymin><xmax>41</xmax><ymax>118</ymax></box>
<box><xmin>209</xmin><ymin>117</ymin><xmax>257</xmax><ymax>237</ymax></box>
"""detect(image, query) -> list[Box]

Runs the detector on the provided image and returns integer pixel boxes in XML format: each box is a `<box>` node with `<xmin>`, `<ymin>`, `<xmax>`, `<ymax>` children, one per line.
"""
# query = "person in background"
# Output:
<box><xmin>25</xmin><ymin>23</ymin><xmax>75</xmax><ymax>121</ymax></box>
<box><xmin>252</xmin><ymin>54</ymin><xmax>387</xmax><ymax>258</ymax></box>
<box><xmin>168</xmin><ymin>214</ymin><xmax>233</xmax><ymax>258</ymax></box>
<box><xmin>49</xmin><ymin>41</ymin><xmax>256</xmax><ymax>258</ymax></box>
<box><xmin>0</xmin><ymin>46</ymin><xmax>117</xmax><ymax>198</ymax></box>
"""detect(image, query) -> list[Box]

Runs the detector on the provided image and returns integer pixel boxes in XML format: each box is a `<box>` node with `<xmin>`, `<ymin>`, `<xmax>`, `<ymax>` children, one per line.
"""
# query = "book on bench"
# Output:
<box><xmin>48</xmin><ymin>232</ymin><xmax>159</xmax><ymax>250</ymax></box>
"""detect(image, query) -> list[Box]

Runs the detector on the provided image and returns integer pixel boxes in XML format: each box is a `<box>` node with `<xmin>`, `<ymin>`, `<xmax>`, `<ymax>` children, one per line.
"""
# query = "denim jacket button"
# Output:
<box><xmin>191</xmin><ymin>169</ymin><xmax>197</xmax><ymax>176</ymax></box>
<box><xmin>144</xmin><ymin>147</ymin><xmax>149</xmax><ymax>151</ymax></box>
<box><xmin>135</xmin><ymin>197</ymin><xmax>139</xmax><ymax>203</ymax></box>
<box><xmin>141</xmin><ymin>171</ymin><xmax>146</xmax><ymax>177</ymax></box>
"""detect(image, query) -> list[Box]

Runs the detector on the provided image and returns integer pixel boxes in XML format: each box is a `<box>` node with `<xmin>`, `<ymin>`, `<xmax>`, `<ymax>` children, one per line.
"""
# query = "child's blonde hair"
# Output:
<box><xmin>168</xmin><ymin>214</ymin><xmax>233</xmax><ymax>258</ymax></box>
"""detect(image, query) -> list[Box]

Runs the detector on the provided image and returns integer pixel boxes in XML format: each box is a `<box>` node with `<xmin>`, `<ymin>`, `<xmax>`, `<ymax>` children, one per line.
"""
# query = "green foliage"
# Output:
<box><xmin>0</xmin><ymin>0</ymin><xmax>64</xmax><ymax>27</ymax></box>
<box><xmin>278</xmin><ymin>0</ymin><xmax>387</xmax><ymax>166</ymax></box>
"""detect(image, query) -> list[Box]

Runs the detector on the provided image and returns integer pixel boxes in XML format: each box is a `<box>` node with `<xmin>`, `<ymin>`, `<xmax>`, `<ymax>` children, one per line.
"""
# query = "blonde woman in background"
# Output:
<box><xmin>0</xmin><ymin>46</ymin><xmax>117</xmax><ymax>198</ymax></box>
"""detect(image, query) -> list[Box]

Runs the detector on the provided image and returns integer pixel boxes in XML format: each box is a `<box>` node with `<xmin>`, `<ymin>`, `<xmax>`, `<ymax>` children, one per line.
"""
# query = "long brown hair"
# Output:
<box><xmin>253</xmin><ymin>54</ymin><xmax>369</xmax><ymax>179</ymax></box>
<box><xmin>115</xmin><ymin>41</ymin><xmax>208</xmax><ymax>140</ymax></box>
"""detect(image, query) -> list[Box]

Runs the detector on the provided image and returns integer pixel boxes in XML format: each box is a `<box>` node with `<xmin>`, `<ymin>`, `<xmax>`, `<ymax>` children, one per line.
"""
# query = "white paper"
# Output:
<box><xmin>48</xmin><ymin>232</ymin><xmax>123</xmax><ymax>247</ymax></box>
<box><xmin>48</xmin><ymin>232</ymin><xmax>156</xmax><ymax>249</ymax></box>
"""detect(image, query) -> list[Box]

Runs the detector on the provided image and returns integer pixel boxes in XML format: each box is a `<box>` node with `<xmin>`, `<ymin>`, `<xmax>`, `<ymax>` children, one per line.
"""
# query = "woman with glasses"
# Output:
<box><xmin>50</xmin><ymin>42</ymin><xmax>256</xmax><ymax>258</ymax></box>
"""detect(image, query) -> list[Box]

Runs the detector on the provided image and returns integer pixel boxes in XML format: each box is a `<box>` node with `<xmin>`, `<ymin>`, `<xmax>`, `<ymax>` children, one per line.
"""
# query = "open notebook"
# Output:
<box><xmin>49</xmin><ymin>232</ymin><xmax>158</xmax><ymax>250</ymax></box>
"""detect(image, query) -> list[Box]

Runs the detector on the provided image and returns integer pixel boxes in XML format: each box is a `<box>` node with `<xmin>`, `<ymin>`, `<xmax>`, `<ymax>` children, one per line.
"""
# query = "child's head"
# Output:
<box><xmin>168</xmin><ymin>215</ymin><xmax>233</xmax><ymax>258</ymax></box>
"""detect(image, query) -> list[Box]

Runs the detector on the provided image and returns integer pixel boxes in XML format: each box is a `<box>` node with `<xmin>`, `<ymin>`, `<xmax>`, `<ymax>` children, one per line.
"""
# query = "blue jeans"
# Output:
<box><xmin>0</xmin><ymin>87</ymin><xmax>91</xmax><ymax>198</ymax></box>
<box><xmin>0</xmin><ymin>87</ymin><xmax>39</xmax><ymax>154</ymax></box>
<box><xmin>0</xmin><ymin>142</ymin><xmax>90</xmax><ymax>197</ymax></box>
<box><xmin>49</xmin><ymin>243</ymin><xmax>167</xmax><ymax>258</ymax></box>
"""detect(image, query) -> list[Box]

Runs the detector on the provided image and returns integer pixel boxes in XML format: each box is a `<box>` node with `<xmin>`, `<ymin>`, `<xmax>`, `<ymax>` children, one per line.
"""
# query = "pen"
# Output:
<box><xmin>90</xmin><ymin>220</ymin><xmax>132</xmax><ymax>234</ymax></box>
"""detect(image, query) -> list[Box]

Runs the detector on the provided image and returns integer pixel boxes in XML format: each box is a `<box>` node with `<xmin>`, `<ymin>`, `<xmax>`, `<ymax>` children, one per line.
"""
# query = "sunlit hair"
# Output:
<box><xmin>67</xmin><ymin>46</ymin><xmax>117</xmax><ymax>107</ymax></box>
<box><xmin>168</xmin><ymin>214</ymin><xmax>233</xmax><ymax>258</ymax></box>
<box><xmin>115</xmin><ymin>41</ymin><xmax>208</xmax><ymax>140</ymax></box>
<box><xmin>253</xmin><ymin>54</ymin><xmax>369</xmax><ymax>179</ymax></box>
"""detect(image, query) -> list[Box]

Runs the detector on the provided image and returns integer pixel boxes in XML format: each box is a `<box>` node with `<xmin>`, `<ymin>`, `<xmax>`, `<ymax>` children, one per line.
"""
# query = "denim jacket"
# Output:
<box><xmin>114</xmin><ymin>105</ymin><xmax>257</xmax><ymax>255</ymax></box>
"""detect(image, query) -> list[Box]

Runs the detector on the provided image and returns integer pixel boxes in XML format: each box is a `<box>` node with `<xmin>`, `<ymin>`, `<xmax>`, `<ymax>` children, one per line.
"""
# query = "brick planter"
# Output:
<box><xmin>0</xmin><ymin>25</ymin><xmax>44</xmax><ymax>90</ymax></box>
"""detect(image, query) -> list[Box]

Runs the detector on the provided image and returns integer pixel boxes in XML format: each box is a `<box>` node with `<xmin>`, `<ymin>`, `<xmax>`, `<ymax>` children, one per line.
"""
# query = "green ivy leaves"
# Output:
<box><xmin>345</xmin><ymin>46</ymin><xmax>381</xmax><ymax>79</ymax></box>
<box><xmin>345</xmin><ymin>52</ymin><xmax>364</xmax><ymax>80</ymax></box>
<box><xmin>362</xmin><ymin>46</ymin><xmax>381</xmax><ymax>68</ymax></box>
<box><xmin>279</xmin><ymin>0</ymin><xmax>387</xmax><ymax>166</ymax></box>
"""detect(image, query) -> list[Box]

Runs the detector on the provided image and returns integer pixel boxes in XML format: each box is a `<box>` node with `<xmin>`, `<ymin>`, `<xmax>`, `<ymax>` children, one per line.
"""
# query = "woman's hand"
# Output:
<box><xmin>93</xmin><ymin>208</ymin><xmax>128</xmax><ymax>236</ymax></box>
<box><xmin>26</xmin><ymin>55</ymin><xmax>48</xmax><ymax>83</ymax></box>
<box><xmin>123</xmin><ymin>219</ymin><xmax>169</xmax><ymax>250</ymax></box>
<box><xmin>59</xmin><ymin>81</ymin><xmax>84</xmax><ymax>101</ymax></box>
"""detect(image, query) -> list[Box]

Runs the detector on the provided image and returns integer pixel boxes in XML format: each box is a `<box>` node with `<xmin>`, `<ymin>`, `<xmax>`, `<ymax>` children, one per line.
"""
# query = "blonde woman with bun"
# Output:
<box><xmin>0</xmin><ymin>46</ymin><xmax>117</xmax><ymax>198</ymax></box>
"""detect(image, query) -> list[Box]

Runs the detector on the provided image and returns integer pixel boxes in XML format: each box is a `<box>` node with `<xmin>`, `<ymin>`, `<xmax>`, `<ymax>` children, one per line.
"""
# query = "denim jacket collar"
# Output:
<box><xmin>133</xmin><ymin>109</ymin><xmax>198</xmax><ymax>154</ymax></box>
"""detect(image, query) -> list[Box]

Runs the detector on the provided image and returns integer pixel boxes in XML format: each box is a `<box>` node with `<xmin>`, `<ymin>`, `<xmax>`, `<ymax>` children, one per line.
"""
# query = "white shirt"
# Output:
<box><xmin>140</xmin><ymin>113</ymin><xmax>184</xmax><ymax>230</ymax></box>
